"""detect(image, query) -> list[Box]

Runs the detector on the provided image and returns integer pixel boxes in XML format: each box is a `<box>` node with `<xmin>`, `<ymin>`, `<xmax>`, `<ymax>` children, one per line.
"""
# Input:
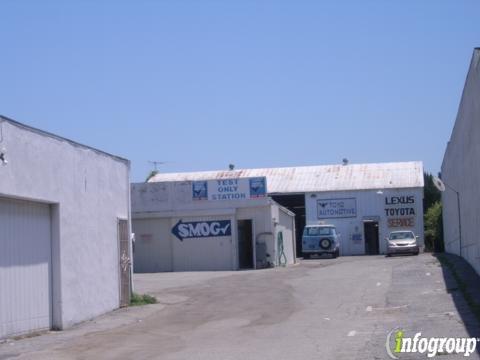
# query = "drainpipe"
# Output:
<box><xmin>455</xmin><ymin>190</ymin><xmax>462</xmax><ymax>256</ymax></box>
<box><xmin>445</xmin><ymin>183</ymin><xmax>462</xmax><ymax>256</ymax></box>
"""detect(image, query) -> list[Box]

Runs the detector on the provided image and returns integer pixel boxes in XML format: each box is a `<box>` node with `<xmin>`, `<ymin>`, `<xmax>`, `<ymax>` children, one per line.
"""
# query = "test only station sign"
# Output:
<box><xmin>192</xmin><ymin>177</ymin><xmax>267</xmax><ymax>201</ymax></box>
<box><xmin>317</xmin><ymin>198</ymin><xmax>357</xmax><ymax>219</ymax></box>
<box><xmin>172</xmin><ymin>220</ymin><xmax>232</xmax><ymax>241</ymax></box>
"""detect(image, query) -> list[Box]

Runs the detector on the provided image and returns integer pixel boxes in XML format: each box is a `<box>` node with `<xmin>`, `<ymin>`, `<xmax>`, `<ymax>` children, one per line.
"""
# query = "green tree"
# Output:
<box><xmin>424</xmin><ymin>201</ymin><xmax>444</xmax><ymax>252</ymax></box>
<box><xmin>145</xmin><ymin>170</ymin><xmax>159</xmax><ymax>182</ymax></box>
<box><xmin>423</xmin><ymin>172</ymin><xmax>441</xmax><ymax>212</ymax></box>
<box><xmin>423</xmin><ymin>172</ymin><xmax>444</xmax><ymax>252</ymax></box>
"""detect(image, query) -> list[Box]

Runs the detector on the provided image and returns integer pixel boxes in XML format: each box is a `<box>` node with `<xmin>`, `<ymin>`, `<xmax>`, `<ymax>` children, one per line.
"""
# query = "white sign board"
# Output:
<box><xmin>192</xmin><ymin>177</ymin><xmax>267</xmax><ymax>201</ymax></box>
<box><xmin>317</xmin><ymin>198</ymin><xmax>357</xmax><ymax>219</ymax></box>
<box><xmin>384</xmin><ymin>194</ymin><xmax>417</xmax><ymax>228</ymax></box>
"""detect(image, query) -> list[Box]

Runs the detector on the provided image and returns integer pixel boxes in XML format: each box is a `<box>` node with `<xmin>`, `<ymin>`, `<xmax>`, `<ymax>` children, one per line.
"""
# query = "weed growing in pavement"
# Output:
<box><xmin>130</xmin><ymin>293</ymin><xmax>157</xmax><ymax>306</ymax></box>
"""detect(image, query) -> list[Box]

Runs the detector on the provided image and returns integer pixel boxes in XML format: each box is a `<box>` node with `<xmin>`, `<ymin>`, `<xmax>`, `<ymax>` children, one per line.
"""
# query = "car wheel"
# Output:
<box><xmin>319</xmin><ymin>238</ymin><xmax>332</xmax><ymax>250</ymax></box>
<box><xmin>304</xmin><ymin>253</ymin><xmax>310</xmax><ymax>259</ymax></box>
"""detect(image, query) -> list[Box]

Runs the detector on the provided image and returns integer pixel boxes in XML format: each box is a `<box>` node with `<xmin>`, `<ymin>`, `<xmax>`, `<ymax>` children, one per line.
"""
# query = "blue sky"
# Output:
<box><xmin>1</xmin><ymin>1</ymin><xmax>478</xmax><ymax>182</ymax></box>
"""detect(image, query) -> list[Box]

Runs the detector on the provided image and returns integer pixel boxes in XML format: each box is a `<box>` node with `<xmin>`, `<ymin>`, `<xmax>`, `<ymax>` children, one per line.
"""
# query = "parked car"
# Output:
<box><xmin>386</xmin><ymin>230</ymin><xmax>419</xmax><ymax>256</ymax></box>
<box><xmin>302</xmin><ymin>225</ymin><xmax>340</xmax><ymax>259</ymax></box>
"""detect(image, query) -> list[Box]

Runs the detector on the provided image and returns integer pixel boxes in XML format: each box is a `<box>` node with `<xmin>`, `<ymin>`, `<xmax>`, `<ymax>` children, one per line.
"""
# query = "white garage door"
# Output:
<box><xmin>0</xmin><ymin>197</ymin><xmax>52</xmax><ymax>338</ymax></box>
<box><xmin>172</xmin><ymin>216</ymin><xmax>233</xmax><ymax>271</ymax></box>
<box><xmin>133</xmin><ymin>218</ymin><xmax>173</xmax><ymax>273</ymax></box>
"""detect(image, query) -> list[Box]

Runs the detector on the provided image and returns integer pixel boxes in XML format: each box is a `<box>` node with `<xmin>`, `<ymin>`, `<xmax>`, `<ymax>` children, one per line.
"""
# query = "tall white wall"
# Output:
<box><xmin>305</xmin><ymin>188</ymin><xmax>424</xmax><ymax>255</ymax></box>
<box><xmin>0</xmin><ymin>119</ymin><xmax>130</xmax><ymax>329</ymax></box>
<box><xmin>442</xmin><ymin>49</ymin><xmax>480</xmax><ymax>275</ymax></box>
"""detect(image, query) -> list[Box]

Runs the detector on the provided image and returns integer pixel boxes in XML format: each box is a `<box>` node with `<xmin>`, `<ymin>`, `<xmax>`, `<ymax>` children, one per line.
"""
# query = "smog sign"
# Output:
<box><xmin>171</xmin><ymin>219</ymin><xmax>232</xmax><ymax>241</ymax></box>
<box><xmin>192</xmin><ymin>177</ymin><xmax>267</xmax><ymax>201</ymax></box>
<box><xmin>317</xmin><ymin>198</ymin><xmax>357</xmax><ymax>219</ymax></box>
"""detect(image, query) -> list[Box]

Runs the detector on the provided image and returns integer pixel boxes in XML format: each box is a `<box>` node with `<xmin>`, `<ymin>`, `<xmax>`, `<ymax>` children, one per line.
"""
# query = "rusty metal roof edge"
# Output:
<box><xmin>148</xmin><ymin>161</ymin><xmax>424</xmax><ymax>191</ymax></box>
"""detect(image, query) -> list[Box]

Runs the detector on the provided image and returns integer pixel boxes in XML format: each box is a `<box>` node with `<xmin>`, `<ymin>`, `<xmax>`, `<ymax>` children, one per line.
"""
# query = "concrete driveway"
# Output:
<box><xmin>1</xmin><ymin>254</ymin><xmax>479</xmax><ymax>359</ymax></box>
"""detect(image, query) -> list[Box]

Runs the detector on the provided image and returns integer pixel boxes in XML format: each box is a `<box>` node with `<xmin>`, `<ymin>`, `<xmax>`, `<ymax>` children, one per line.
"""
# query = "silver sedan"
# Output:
<box><xmin>386</xmin><ymin>230</ymin><xmax>419</xmax><ymax>256</ymax></box>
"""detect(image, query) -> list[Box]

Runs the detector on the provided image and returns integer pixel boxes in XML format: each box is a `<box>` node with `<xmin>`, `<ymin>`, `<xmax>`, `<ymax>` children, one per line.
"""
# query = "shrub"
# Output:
<box><xmin>424</xmin><ymin>201</ymin><xmax>444</xmax><ymax>252</ymax></box>
<box><xmin>130</xmin><ymin>293</ymin><xmax>157</xmax><ymax>306</ymax></box>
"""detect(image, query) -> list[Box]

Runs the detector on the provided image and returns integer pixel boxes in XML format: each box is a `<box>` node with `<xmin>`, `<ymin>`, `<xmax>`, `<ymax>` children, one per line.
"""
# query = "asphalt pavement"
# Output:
<box><xmin>1</xmin><ymin>253</ymin><xmax>479</xmax><ymax>359</ymax></box>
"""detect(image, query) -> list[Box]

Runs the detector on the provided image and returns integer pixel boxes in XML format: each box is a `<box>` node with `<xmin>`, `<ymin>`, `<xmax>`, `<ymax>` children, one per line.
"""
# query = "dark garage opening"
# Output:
<box><xmin>237</xmin><ymin>220</ymin><xmax>254</xmax><ymax>269</ymax></box>
<box><xmin>270</xmin><ymin>194</ymin><xmax>305</xmax><ymax>256</ymax></box>
<box><xmin>364</xmin><ymin>221</ymin><xmax>379</xmax><ymax>255</ymax></box>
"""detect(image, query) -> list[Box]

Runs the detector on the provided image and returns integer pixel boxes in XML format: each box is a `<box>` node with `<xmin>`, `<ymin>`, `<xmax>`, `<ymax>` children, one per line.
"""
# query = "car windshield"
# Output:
<box><xmin>305</xmin><ymin>227</ymin><xmax>334</xmax><ymax>236</ymax></box>
<box><xmin>389</xmin><ymin>231</ymin><xmax>415</xmax><ymax>240</ymax></box>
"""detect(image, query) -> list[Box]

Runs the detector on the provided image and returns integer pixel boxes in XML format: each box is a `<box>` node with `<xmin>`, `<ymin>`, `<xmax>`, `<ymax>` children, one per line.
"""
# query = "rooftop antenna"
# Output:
<box><xmin>146</xmin><ymin>161</ymin><xmax>167</xmax><ymax>182</ymax></box>
<box><xmin>229</xmin><ymin>163</ymin><xmax>235</xmax><ymax>171</ymax></box>
<box><xmin>149</xmin><ymin>161</ymin><xmax>166</xmax><ymax>172</ymax></box>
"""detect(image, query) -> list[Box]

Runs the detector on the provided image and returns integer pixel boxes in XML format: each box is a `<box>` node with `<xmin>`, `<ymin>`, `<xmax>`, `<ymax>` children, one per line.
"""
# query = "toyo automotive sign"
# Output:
<box><xmin>317</xmin><ymin>198</ymin><xmax>357</xmax><ymax>219</ymax></box>
<box><xmin>171</xmin><ymin>219</ymin><xmax>232</xmax><ymax>241</ymax></box>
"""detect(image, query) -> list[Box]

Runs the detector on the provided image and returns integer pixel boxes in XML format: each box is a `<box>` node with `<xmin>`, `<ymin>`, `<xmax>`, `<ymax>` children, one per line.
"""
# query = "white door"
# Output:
<box><xmin>132</xmin><ymin>218</ymin><xmax>173</xmax><ymax>272</ymax></box>
<box><xmin>0</xmin><ymin>197</ymin><xmax>52</xmax><ymax>338</ymax></box>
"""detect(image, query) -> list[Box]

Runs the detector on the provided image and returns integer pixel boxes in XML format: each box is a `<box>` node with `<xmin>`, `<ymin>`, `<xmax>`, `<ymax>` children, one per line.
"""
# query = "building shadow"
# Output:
<box><xmin>433</xmin><ymin>252</ymin><xmax>480</xmax><ymax>353</ymax></box>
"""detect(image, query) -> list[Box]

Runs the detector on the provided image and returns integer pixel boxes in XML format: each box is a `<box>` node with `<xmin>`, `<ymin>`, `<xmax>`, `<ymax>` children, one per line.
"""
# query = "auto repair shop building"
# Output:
<box><xmin>131</xmin><ymin>177</ymin><xmax>296</xmax><ymax>272</ymax></box>
<box><xmin>147</xmin><ymin>161</ymin><xmax>424</xmax><ymax>256</ymax></box>
<box><xmin>0</xmin><ymin>116</ymin><xmax>131</xmax><ymax>339</ymax></box>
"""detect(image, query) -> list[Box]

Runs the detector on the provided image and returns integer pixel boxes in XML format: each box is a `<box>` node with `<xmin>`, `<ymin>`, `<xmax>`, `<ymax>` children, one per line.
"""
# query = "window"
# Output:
<box><xmin>389</xmin><ymin>231</ymin><xmax>414</xmax><ymax>240</ymax></box>
<box><xmin>304</xmin><ymin>227</ymin><xmax>334</xmax><ymax>236</ymax></box>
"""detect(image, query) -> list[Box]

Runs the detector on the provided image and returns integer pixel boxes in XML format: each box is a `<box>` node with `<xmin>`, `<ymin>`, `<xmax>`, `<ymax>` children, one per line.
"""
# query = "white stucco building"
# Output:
<box><xmin>442</xmin><ymin>48</ymin><xmax>480</xmax><ymax>275</ymax></box>
<box><xmin>131</xmin><ymin>178</ymin><xmax>296</xmax><ymax>272</ymax></box>
<box><xmin>0</xmin><ymin>116</ymin><xmax>132</xmax><ymax>339</ymax></box>
<box><xmin>147</xmin><ymin>161</ymin><xmax>425</xmax><ymax>257</ymax></box>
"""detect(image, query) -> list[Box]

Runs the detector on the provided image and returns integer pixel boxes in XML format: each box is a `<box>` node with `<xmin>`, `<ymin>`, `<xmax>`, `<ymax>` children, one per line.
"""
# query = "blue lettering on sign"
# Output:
<box><xmin>172</xmin><ymin>219</ymin><xmax>232</xmax><ymax>241</ymax></box>
<box><xmin>212</xmin><ymin>193</ymin><xmax>247</xmax><ymax>200</ymax></box>
<box><xmin>317</xmin><ymin>198</ymin><xmax>357</xmax><ymax>219</ymax></box>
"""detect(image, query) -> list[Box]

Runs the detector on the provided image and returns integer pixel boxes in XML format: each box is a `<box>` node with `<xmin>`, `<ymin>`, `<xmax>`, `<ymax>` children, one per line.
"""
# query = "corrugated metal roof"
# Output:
<box><xmin>148</xmin><ymin>161</ymin><xmax>424</xmax><ymax>193</ymax></box>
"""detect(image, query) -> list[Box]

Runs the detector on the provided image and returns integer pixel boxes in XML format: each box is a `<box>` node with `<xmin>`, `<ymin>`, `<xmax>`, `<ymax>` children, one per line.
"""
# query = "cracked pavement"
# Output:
<box><xmin>1</xmin><ymin>254</ymin><xmax>479</xmax><ymax>359</ymax></box>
